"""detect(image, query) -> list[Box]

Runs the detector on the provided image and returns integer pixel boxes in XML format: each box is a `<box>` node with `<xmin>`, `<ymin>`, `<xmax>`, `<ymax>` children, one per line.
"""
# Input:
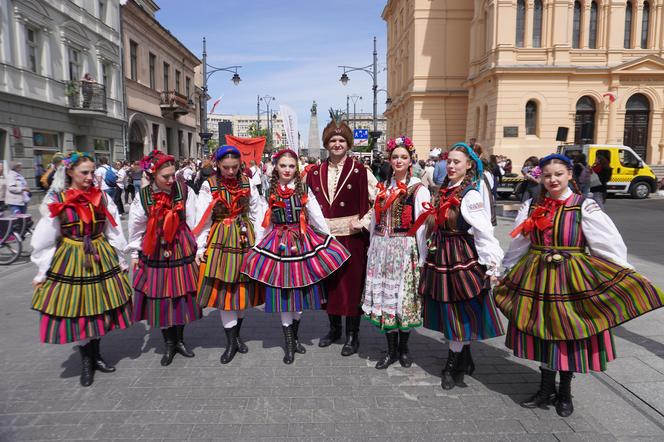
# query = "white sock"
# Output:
<box><xmin>281</xmin><ymin>312</ymin><xmax>295</xmax><ymax>326</ymax></box>
<box><xmin>449</xmin><ymin>341</ymin><xmax>468</xmax><ymax>353</ymax></box>
<box><xmin>220</xmin><ymin>310</ymin><xmax>238</xmax><ymax>328</ymax></box>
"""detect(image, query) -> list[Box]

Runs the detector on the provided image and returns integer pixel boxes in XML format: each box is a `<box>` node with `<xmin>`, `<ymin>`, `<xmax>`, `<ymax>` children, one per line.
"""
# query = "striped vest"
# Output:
<box><xmin>528</xmin><ymin>194</ymin><xmax>586</xmax><ymax>248</ymax></box>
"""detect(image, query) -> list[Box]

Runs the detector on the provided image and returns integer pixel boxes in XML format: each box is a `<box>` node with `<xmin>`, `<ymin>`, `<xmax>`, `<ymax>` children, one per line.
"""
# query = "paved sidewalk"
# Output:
<box><xmin>0</xmin><ymin>205</ymin><xmax>663</xmax><ymax>441</ymax></box>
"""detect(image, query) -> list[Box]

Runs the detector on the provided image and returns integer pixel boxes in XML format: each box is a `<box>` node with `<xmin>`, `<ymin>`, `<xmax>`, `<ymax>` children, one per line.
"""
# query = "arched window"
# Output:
<box><xmin>641</xmin><ymin>1</ymin><xmax>650</xmax><ymax>48</ymax></box>
<box><xmin>574</xmin><ymin>96</ymin><xmax>596</xmax><ymax>144</ymax></box>
<box><xmin>533</xmin><ymin>0</ymin><xmax>543</xmax><ymax>48</ymax></box>
<box><xmin>572</xmin><ymin>1</ymin><xmax>582</xmax><ymax>49</ymax></box>
<box><xmin>624</xmin><ymin>1</ymin><xmax>633</xmax><ymax>49</ymax></box>
<box><xmin>624</xmin><ymin>94</ymin><xmax>651</xmax><ymax>158</ymax></box>
<box><xmin>516</xmin><ymin>0</ymin><xmax>525</xmax><ymax>48</ymax></box>
<box><xmin>589</xmin><ymin>1</ymin><xmax>598</xmax><ymax>49</ymax></box>
<box><xmin>525</xmin><ymin>100</ymin><xmax>538</xmax><ymax>136</ymax></box>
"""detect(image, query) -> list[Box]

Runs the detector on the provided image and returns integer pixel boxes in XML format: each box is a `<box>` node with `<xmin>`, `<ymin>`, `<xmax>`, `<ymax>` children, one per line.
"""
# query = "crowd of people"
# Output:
<box><xmin>26</xmin><ymin>115</ymin><xmax>664</xmax><ymax>420</ymax></box>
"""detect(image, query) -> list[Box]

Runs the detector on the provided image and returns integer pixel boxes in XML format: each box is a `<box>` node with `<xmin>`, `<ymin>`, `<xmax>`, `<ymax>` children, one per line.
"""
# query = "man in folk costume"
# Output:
<box><xmin>306</xmin><ymin>112</ymin><xmax>377</xmax><ymax>356</ymax></box>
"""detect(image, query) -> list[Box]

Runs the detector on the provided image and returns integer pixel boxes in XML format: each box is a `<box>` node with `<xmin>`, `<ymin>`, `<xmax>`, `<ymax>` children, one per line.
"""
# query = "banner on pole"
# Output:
<box><xmin>224</xmin><ymin>134</ymin><xmax>266</xmax><ymax>165</ymax></box>
<box><xmin>279</xmin><ymin>104</ymin><xmax>299</xmax><ymax>153</ymax></box>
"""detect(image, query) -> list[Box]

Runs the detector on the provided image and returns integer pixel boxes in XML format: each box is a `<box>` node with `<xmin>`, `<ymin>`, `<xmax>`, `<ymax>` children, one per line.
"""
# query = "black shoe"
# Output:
<box><xmin>90</xmin><ymin>339</ymin><xmax>115</xmax><ymax>373</ymax></box>
<box><xmin>282</xmin><ymin>324</ymin><xmax>296</xmax><ymax>364</ymax></box>
<box><xmin>441</xmin><ymin>349</ymin><xmax>462</xmax><ymax>390</ymax></box>
<box><xmin>235</xmin><ymin>317</ymin><xmax>248</xmax><ymax>354</ymax></box>
<box><xmin>220</xmin><ymin>326</ymin><xmax>239</xmax><ymax>364</ymax></box>
<box><xmin>318</xmin><ymin>315</ymin><xmax>342</xmax><ymax>347</ymax></box>
<box><xmin>398</xmin><ymin>330</ymin><xmax>412</xmax><ymax>368</ymax></box>
<box><xmin>462</xmin><ymin>344</ymin><xmax>475</xmax><ymax>375</ymax></box>
<box><xmin>78</xmin><ymin>342</ymin><xmax>95</xmax><ymax>387</ymax></box>
<box><xmin>520</xmin><ymin>368</ymin><xmax>557</xmax><ymax>409</ymax></box>
<box><xmin>341</xmin><ymin>316</ymin><xmax>360</xmax><ymax>357</ymax></box>
<box><xmin>174</xmin><ymin>325</ymin><xmax>195</xmax><ymax>358</ymax></box>
<box><xmin>375</xmin><ymin>332</ymin><xmax>399</xmax><ymax>369</ymax></box>
<box><xmin>556</xmin><ymin>371</ymin><xmax>574</xmax><ymax>417</ymax></box>
<box><xmin>292</xmin><ymin>319</ymin><xmax>306</xmax><ymax>354</ymax></box>
<box><xmin>160</xmin><ymin>327</ymin><xmax>177</xmax><ymax>366</ymax></box>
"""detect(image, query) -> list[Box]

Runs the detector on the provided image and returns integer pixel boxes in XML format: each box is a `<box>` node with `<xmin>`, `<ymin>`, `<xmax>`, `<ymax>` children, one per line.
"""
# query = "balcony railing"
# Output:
<box><xmin>66</xmin><ymin>81</ymin><xmax>107</xmax><ymax>114</ymax></box>
<box><xmin>160</xmin><ymin>90</ymin><xmax>191</xmax><ymax>118</ymax></box>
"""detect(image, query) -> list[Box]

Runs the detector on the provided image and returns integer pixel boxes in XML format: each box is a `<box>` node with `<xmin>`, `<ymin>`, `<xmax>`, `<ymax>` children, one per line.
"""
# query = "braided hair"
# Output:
<box><xmin>434</xmin><ymin>145</ymin><xmax>479</xmax><ymax>229</ymax></box>
<box><xmin>268</xmin><ymin>151</ymin><xmax>305</xmax><ymax>200</ymax></box>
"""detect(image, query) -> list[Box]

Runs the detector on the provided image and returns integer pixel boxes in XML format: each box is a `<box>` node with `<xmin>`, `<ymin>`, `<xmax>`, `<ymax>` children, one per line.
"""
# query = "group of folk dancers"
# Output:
<box><xmin>30</xmin><ymin>117</ymin><xmax>664</xmax><ymax>418</ymax></box>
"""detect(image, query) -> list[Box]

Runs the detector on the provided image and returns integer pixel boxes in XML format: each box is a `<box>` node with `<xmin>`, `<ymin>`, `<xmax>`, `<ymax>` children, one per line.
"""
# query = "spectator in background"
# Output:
<box><xmin>418</xmin><ymin>159</ymin><xmax>435</xmax><ymax>191</ymax></box>
<box><xmin>572</xmin><ymin>153</ymin><xmax>591</xmax><ymax>196</ymax></box>
<box><xmin>433</xmin><ymin>151</ymin><xmax>448</xmax><ymax>186</ymax></box>
<box><xmin>114</xmin><ymin>160</ymin><xmax>126</xmax><ymax>216</ymax></box>
<box><xmin>520</xmin><ymin>156</ymin><xmax>541</xmax><ymax>202</ymax></box>
<box><xmin>504</xmin><ymin>158</ymin><xmax>513</xmax><ymax>174</ymax></box>
<box><xmin>590</xmin><ymin>152</ymin><xmax>612</xmax><ymax>209</ymax></box>
<box><xmin>0</xmin><ymin>162</ymin><xmax>6</xmax><ymax>213</ymax></box>
<box><xmin>81</xmin><ymin>73</ymin><xmax>96</xmax><ymax>108</ymax></box>
<box><xmin>5</xmin><ymin>161</ymin><xmax>30</xmax><ymax>214</ymax></box>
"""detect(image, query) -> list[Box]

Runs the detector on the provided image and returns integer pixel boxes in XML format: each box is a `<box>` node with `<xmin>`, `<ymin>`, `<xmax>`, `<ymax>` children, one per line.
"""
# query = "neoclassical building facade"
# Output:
<box><xmin>383</xmin><ymin>0</ymin><xmax>664</xmax><ymax>165</ymax></box>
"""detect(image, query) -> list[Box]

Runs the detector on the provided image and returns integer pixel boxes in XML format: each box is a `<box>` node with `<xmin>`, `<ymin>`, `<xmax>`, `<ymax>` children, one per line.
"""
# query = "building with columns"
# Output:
<box><xmin>0</xmin><ymin>0</ymin><xmax>126</xmax><ymax>185</ymax></box>
<box><xmin>383</xmin><ymin>0</ymin><xmax>664</xmax><ymax>166</ymax></box>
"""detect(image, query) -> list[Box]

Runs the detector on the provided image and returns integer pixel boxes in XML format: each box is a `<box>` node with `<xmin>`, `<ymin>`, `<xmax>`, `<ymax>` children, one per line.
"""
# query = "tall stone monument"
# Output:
<box><xmin>307</xmin><ymin>101</ymin><xmax>322</xmax><ymax>159</ymax></box>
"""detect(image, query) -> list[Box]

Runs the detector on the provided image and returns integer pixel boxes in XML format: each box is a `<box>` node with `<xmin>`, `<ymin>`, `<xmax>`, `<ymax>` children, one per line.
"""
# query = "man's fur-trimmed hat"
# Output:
<box><xmin>322</xmin><ymin>109</ymin><xmax>354</xmax><ymax>148</ymax></box>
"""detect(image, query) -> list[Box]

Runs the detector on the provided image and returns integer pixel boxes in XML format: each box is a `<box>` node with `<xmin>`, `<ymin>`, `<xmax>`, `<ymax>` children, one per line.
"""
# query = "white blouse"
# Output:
<box><xmin>31</xmin><ymin>191</ymin><xmax>128</xmax><ymax>283</ymax></box>
<box><xmin>369</xmin><ymin>177</ymin><xmax>431</xmax><ymax>267</ymax></box>
<box><xmin>502</xmin><ymin>188</ymin><xmax>631</xmax><ymax>270</ymax></box>
<box><xmin>256</xmin><ymin>182</ymin><xmax>331</xmax><ymax>244</ymax></box>
<box><xmin>194</xmin><ymin>180</ymin><xmax>265</xmax><ymax>256</ymax></box>
<box><xmin>125</xmin><ymin>185</ymin><xmax>198</xmax><ymax>259</ymax></box>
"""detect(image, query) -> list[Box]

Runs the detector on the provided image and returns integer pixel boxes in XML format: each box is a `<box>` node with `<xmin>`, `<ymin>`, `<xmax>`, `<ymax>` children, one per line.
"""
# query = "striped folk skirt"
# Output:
<box><xmin>362</xmin><ymin>235</ymin><xmax>422</xmax><ymax>331</ymax></box>
<box><xmin>133</xmin><ymin>228</ymin><xmax>201</xmax><ymax>327</ymax></box>
<box><xmin>31</xmin><ymin>236</ymin><xmax>133</xmax><ymax>344</ymax></box>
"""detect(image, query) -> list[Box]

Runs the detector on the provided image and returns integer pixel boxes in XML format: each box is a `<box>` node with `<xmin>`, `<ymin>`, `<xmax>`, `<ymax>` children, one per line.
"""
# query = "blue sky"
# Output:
<box><xmin>155</xmin><ymin>0</ymin><xmax>388</xmax><ymax>145</ymax></box>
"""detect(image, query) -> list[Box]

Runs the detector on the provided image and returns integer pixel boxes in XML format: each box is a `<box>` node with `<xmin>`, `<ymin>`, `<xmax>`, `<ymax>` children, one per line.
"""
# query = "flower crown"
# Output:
<box><xmin>140</xmin><ymin>149</ymin><xmax>174</xmax><ymax>175</ymax></box>
<box><xmin>63</xmin><ymin>151</ymin><xmax>93</xmax><ymax>168</ymax></box>
<box><xmin>386</xmin><ymin>136</ymin><xmax>415</xmax><ymax>153</ymax></box>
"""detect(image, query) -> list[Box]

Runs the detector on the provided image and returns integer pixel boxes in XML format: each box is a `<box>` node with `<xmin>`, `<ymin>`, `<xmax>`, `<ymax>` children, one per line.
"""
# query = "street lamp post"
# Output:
<box><xmin>259</xmin><ymin>95</ymin><xmax>276</xmax><ymax>149</ymax></box>
<box><xmin>201</xmin><ymin>37</ymin><xmax>242</xmax><ymax>156</ymax></box>
<box><xmin>339</xmin><ymin>36</ymin><xmax>381</xmax><ymax>157</ymax></box>
<box><xmin>348</xmin><ymin>94</ymin><xmax>362</xmax><ymax>131</ymax></box>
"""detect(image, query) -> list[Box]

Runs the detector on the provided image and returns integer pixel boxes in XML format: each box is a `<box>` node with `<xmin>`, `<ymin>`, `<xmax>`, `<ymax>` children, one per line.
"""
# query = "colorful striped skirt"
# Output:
<box><xmin>494</xmin><ymin>247</ymin><xmax>664</xmax><ymax>341</ymax></box>
<box><xmin>362</xmin><ymin>235</ymin><xmax>422</xmax><ymax>331</ymax></box>
<box><xmin>505</xmin><ymin>324</ymin><xmax>616</xmax><ymax>373</ymax></box>
<box><xmin>197</xmin><ymin>277</ymin><xmax>264</xmax><ymax>311</ymax></box>
<box><xmin>422</xmin><ymin>290</ymin><xmax>504</xmax><ymax>342</ymax></box>
<box><xmin>264</xmin><ymin>283</ymin><xmax>326</xmax><ymax>313</ymax></box>
<box><xmin>242</xmin><ymin>223</ymin><xmax>350</xmax><ymax>289</ymax></box>
<box><xmin>32</xmin><ymin>236</ymin><xmax>133</xmax><ymax>344</ymax></box>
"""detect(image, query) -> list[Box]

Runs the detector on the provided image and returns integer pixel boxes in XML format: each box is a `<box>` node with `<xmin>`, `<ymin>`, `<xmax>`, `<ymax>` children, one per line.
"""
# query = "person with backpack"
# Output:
<box><xmin>95</xmin><ymin>156</ymin><xmax>118</xmax><ymax>200</ymax></box>
<box><xmin>39</xmin><ymin>153</ymin><xmax>64</xmax><ymax>191</ymax></box>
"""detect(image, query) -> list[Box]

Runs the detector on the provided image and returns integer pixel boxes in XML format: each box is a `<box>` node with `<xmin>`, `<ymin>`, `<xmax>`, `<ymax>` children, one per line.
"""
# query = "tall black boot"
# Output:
<box><xmin>520</xmin><ymin>368</ymin><xmax>557</xmax><ymax>408</ymax></box>
<box><xmin>282</xmin><ymin>324</ymin><xmax>296</xmax><ymax>364</ymax></box>
<box><xmin>453</xmin><ymin>344</ymin><xmax>473</xmax><ymax>383</ymax></box>
<box><xmin>90</xmin><ymin>338</ymin><xmax>115</xmax><ymax>373</ymax></box>
<box><xmin>398</xmin><ymin>330</ymin><xmax>412</xmax><ymax>368</ymax></box>
<box><xmin>292</xmin><ymin>319</ymin><xmax>306</xmax><ymax>354</ymax></box>
<box><xmin>78</xmin><ymin>341</ymin><xmax>95</xmax><ymax>387</ymax></box>
<box><xmin>174</xmin><ymin>325</ymin><xmax>195</xmax><ymax>358</ymax></box>
<box><xmin>235</xmin><ymin>317</ymin><xmax>248</xmax><ymax>354</ymax></box>
<box><xmin>441</xmin><ymin>349</ymin><xmax>463</xmax><ymax>390</ymax></box>
<box><xmin>160</xmin><ymin>327</ymin><xmax>177</xmax><ymax>366</ymax></box>
<box><xmin>341</xmin><ymin>316</ymin><xmax>360</xmax><ymax>357</ymax></box>
<box><xmin>318</xmin><ymin>314</ymin><xmax>342</xmax><ymax>347</ymax></box>
<box><xmin>220</xmin><ymin>326</ymin><xmax>239</xmax><ymax>364</ymax></box>
<box><xmin>556</xmin><ymin>371</ymin><xmax>575</xmax><ymax>417</ymax></box>
<box><xmin>375</xmin><ymin>332</ymin><xmax>399</xmax><ymax>369</ymax></box>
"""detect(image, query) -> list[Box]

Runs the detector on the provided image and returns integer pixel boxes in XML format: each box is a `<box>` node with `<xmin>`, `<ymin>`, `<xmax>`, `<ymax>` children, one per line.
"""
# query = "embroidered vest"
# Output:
<box><xmin>208</xmin><ymin>175</ymin><xmax>251</xmax><ymax>222</ymax></box>
<box><xmin>374</xmin><ymin>182</ymin><xmax>423</xmax><ymax>236</ymax></box>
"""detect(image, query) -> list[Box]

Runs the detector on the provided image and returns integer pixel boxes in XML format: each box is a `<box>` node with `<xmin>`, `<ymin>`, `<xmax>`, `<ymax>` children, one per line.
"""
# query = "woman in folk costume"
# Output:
<box><xmin>30</xmin><ymin>151</ymin><xmax>132</xmax><ymax>387</ymax></box>
<box><xmin>126</xmin><ymin>150</ymin><xmax>200</xmax><ymax>366</ymax></box>
<box><xmin>419</xmin><ymin>143</ymin><xmax>504</xmax><ymax>390</ymax></box>
<box><xmin>362</xmin><ymin>136</ymin><xmax>430</xmax><ymax>369</ymax></box>
<box><xmin>242</xmin><ymin>149</ymin><xmax>350</xmax><ymax>364</ymax></box>
<box><xmin>194</xmin><ymin>145</ymin><xmax>264</xmax><ymax>364</ymax></box>
<box><xmin>494</xmin><ymin>154</ymin><xmax>664</xmax><ymax>417</ymax></box>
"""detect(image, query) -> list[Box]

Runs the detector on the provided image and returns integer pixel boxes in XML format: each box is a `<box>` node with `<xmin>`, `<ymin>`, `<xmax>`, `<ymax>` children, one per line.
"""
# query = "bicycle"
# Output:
<box><xmin>0</xmin><ymin>214</ymin><xmax>33</xmax><ymax>265</ymax></box>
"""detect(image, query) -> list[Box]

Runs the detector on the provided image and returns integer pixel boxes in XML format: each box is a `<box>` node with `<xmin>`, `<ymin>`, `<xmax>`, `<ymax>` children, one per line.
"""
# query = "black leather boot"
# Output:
<box><xmin>462</xmin><ymin>344</ymin><xmax>475</xmax><ymax>375</ymax></box>
<box><xmin>398</xmin><ymin>330</ymin><xmax>412</xmax><ymax>368</ymax></box>
<box><xmin>375</xmin><ymin>332</ymin><xmax>399</xmax><ymax>369</ymax></box>
<box><xmin>90</xmin><ymin>338</ymin><xmax>115</xmax><ymax>373</ymax></box>
<box><xmin>160</xmin><ymin>327</ymin><xmax>177</xmax><ymax>366</ymax></box>
<box><xmin>78</xmin><ymin>341</ymin><xmax>95</xmax><ymax>387</ymax></box>
<box><xmin>292</xmin><ymin>319</ymin><xmax>306</xmax><ymax>354</ymax></box>
<box><xmin>319</xmin><ymin>315</ymin><xmax>342</xmax><ymax>347</ymax></box>
<box><xmin>174</xmin><ymin>325</ymin><xmax>195</xmax><ymax>358</ymax></box>
<box><xmin>282</xmin><ymin>324</ymin><xmax>296</xmax><ymax>364</ymax></box>
<box><xmin>341</xmin><ymin>316</ymin><xmax>360</xmax><ymax>357</ymax></box>
<box><xmin>556</xmin><ymin>371</ymin><xmax>574</xmax><ymax>417</ymax></box>
<box><xmin>520</xmin><ymin>368</ymin><xmax>557</xmax><ymax>408</ymax></box>
<box><xmin>220</xmin><ymin>326</ymin><xmax>239</xmax><ymax>364</ymax></box>
<box><xmin>453</xmin><ymin>345</ymin><xmax>472</xmax><ymax>383</ymax></box>
<box><xmin>441</xmin><ymin>349</ymin><xmax>462</xmax><ymax>390</ymax></box>
<box><xmin>235</xmin><ymin>317</ymin><xmax>248</xmax><ymax>354</ymax></box>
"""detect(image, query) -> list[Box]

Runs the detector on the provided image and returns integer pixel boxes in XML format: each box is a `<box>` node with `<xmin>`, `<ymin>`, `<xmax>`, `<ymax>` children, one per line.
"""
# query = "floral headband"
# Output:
<box><xmin>140</xmin><ymin>150</ymin><xmax>174</xmax><ymax>175</ymax></box>
<box><xmin>386</xmin><ymin>136</ymin><xmax>415</xmax><ymax>153</ymax></box>
<box><xmin>63</xmin><ymin>151</ymin><xmax>93</xmax><ymax>168</ymax></box>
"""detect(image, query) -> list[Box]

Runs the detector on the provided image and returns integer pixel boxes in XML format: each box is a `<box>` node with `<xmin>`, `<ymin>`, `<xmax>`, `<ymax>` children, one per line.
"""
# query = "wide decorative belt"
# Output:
<box><xmin>61</xmin><ymin>233</ymin><xmax>103</xmax><ymax>243</ymax></box>
<box><xmin>326</xmin><ymin>215</ymin><xmax>360</xmax><ymax>236</ymax></box>
<box><xmin>530</xmin><ymin>245</ymin><xmax>585</xmax><ymax>264</ymax></box>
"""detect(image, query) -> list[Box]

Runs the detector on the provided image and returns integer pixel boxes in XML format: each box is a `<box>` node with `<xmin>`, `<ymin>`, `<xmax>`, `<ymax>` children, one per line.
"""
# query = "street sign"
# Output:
<box><xmin>354</xmin><ymin>129</ymin><xmax>369</xmax><ymax>139</ymax></box>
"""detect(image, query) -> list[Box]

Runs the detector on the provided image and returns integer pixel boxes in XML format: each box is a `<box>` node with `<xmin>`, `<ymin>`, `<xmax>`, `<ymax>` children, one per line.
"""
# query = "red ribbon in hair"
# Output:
<box><xmin>407</xmin><ymin>188</ymin><xmax>461</xmax><ymax>235</ymax></box>
<box><xmin>48</xmin><ymin>187</ymin><xmax>117</xmax><ymax>227</ymax></box>
<box><xmin>143</xmin><ymin>192</ymin><xmax>183</xmax><ymax>256</ymax></box>
<box><xmin>510</xmin><ymin>197</ymin><xmax>568</xmax><ymax>238</ymax></box>
<box><xmin>193</xmin><ymin>182</ymin><xmax>250</xmax><ymax>235</ymax></box>
<box><xmin>374</xmin><ymin>181</ymin><xmax>408</xmax><ymax>224</ymax></box>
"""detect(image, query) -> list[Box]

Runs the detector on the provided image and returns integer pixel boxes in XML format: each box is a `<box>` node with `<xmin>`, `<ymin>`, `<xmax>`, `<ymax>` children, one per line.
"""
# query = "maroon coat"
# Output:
<box><xmin>307</xmin><ymin>158</ymin><xmax>371</xmax><ymax>316</ymax></box>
